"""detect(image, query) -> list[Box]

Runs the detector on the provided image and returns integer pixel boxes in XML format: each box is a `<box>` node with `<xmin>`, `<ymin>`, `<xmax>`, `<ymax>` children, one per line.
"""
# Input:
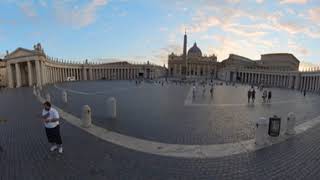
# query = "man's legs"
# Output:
<box><xmin>45</xmin><ymin>126</ymin><xmax>63</xmax><ymax>153</ymax></box>
<box><xmin>45</xmin><ymin>127</ymin><xmax>58</xmax><ymax>151</ymax></box>
<box><xmin>53</xmin><ymin>125</ymin><xmax>63</xmax><ymax>153</ymax></box>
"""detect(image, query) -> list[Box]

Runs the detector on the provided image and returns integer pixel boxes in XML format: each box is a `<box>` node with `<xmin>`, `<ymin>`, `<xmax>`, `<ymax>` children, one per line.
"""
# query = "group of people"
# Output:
<box><xmin>262</xmin><ymin>89</ymin><xmax>272</xmax><ymax>103</ymax></box>
<box><xmin>247</xmin><ymin>86</ymin><xmax>272</xmax><ymax>104</ymax></box>
<box><xmin>192</xmin><ymin>83</ymin><xmax>215</xmax><ymax>99</ymax></box>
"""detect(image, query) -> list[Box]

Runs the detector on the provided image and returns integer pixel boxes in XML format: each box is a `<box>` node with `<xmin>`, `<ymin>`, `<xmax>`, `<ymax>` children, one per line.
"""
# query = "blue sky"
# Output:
<box><xmin>0</xmin><ymin>0</ymin><xmax>319</xmax><ymax>67</ymax></box>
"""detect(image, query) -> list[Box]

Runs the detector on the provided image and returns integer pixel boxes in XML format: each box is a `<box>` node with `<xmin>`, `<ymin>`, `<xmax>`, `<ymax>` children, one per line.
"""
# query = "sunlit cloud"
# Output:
<box><xmin>280</xmin><ymin>0</ymin><xmax>308</xmax><ymax>4</ymax></box>
<box><xmin>53</xmin><ymin>0</ymin><xmax>109</xmax><ymax>28</ymax></box>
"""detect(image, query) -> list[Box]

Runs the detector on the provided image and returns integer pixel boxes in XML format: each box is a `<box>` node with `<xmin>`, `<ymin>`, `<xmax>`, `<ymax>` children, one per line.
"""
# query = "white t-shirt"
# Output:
<box><xmin>42</xmin><ymin>108</ymin><xmax>60</xmax><ymax>128</ymax></box>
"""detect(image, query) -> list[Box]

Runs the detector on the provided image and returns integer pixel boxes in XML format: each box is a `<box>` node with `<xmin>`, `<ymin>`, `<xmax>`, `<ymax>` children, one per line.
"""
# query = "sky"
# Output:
<box><xmin>0</xmin><ymin>0</ymin><xmax>319</xmax><ymax>68</ymax></box>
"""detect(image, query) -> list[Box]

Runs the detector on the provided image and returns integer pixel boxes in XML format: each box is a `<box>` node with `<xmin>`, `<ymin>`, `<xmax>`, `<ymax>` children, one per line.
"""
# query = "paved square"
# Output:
<box><xmin>43</xmin><ymin>80</ymin><xmax>320</xmax><ymax>145</ymax></box>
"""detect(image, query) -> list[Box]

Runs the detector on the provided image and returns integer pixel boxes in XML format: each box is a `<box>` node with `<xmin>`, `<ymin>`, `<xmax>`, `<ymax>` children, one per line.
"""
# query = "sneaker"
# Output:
<box><xmin>58</xmin><ymin>147</ymin><xmax>63</xmax><ymax>154</ymax></box>
<box><xmin>50</xmin><ymin>145</ymin><xmax>58</xmax><ymax>152</ymax></box>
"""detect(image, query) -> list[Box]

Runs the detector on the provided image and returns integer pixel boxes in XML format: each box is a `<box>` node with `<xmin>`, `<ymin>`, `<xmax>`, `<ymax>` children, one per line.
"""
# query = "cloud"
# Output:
<box><xmin>160</xmin><ymin>27</ymin><xmax>169</xmax><ymax>32</ymax></box>
<box><xmin>19</xmin><ymin>2</ymin><xmax>37</xmax><ymax>18</ymax></box>
<box><xmin>53</xmin><ymin>0</ymin><xmax>109</xmax><ymax>28</ymax></box>
<box><xmin>308</xmin><ymin>7</ymin><xmax>320</xmax><ymax>24</ymax></box>
<box><xmin>38</xmin><ymin>0</ymin><xmax>47</xmax><ymax>7</ymax></box>
<box><xmin>288</xmin><ymin>40</ymin><xmax>309</xmax><ymax>55</ymax></box>
<box><xmin>256</xmin><ymin>0</ymin><xmax>264</xmax><ymax>3</ymax></box>
<box><xmin>280</xmin><ymin>0</ymin><xmax>308</xmax><ymax>4</ymax></box>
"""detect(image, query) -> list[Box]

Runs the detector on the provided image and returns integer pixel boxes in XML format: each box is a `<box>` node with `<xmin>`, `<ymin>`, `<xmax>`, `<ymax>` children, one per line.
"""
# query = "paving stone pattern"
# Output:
<box><xmin>1</xmin><ymin>88</ymin><xmax>320</xmax><ymax>179</ymax></box>
<box><xmin>44</xmin><ymin>81</ymin><xmax>320</xmax><ymax>145</ymax></box>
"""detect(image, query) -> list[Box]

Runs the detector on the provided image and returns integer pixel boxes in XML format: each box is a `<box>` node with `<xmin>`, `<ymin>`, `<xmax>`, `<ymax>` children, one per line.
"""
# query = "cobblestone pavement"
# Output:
<box><xmin>1</xmin><ymin>88</ymin><xmax>320</xmax><ymax>179</ymax></box>
<box><xmin>44</xmin><ymin>80</ymin><xmax>320</xmax><ymax>145</ymax></box>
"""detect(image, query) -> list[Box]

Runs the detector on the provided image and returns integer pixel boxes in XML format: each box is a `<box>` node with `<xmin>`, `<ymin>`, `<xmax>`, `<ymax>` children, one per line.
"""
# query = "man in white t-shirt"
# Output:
<box><xmin>42</xmin><ymin>101</ymin><xmax>63</xmax><ymax>154</ymax></box>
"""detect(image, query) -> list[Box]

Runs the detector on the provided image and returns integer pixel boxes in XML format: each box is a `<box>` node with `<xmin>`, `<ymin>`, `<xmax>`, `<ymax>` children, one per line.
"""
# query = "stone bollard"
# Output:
<box><xmin>45</xmin><ymin>93</ymin><xmax>51</xmax><ymax>102</ymax></box>
<box><xmin>62</xmin><ymin>90</ymin><xmax>68</xmax><ymax>103</ymax></box>
<box><xmin>255</xmin><ymin>117</ymin><xmax>269</xmax><ymax>145</ymax></box>
<box><xmin>33</xmin><ymin>86</ymin><xmax>37</xmax><ymax>95</ymax></box>
<box><xmin>107</xmin><ymin>97</ymin><xmax>117</xmax><ymax>119</ymax></box>
<box><xmin>81</xmin><ymin>105</ymin><xmax>92</xmax><ymax>128</ymax></box>
<box><xmin>37</xmin><ymin>89</ymin><xmax>41</xmax><ymax>97</ymax></box>
<box><xmin>286</xmin><ymin>112</ymin><xmax>296</xmax><ymax>135</ymax></box>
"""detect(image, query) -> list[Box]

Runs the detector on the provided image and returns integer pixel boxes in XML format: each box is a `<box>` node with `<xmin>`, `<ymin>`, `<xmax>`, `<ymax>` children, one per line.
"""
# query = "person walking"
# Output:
<box><xmin>267</xmin><ymin>91</ymin><xmax>272</xmax><ymax>103</ymax></box>
<box><xmin>303</xmin><ymin>89</ymin><xmax>307</xmax><ymax>97</ymax></box>
<box><xmin>210</xmin><ymin>86</ymin><xmax>213</xmax><ymax>98</ymax></box>
<box><xmin>247</xmin><ymin>90</ymin><xmax>252</xmax><ymax>103</ymax></box>
<box><xmin>41</xmin><ymin>101</ymin><xmax>63</xmax><ymax>154</ymax></box>
<box><xmin>262</xmin><ymin>90</ymin><xmax>267</xmax><ymax>103</ymax></box>
<box><xmin>192</xmin><ymin>85</ymin><xmax>196</xmax><ymax>99</ymax></box>
<box><xmin>252</xmin><ymin>89</ymin><xmax>256</xmax><ymax>103</ymax></box>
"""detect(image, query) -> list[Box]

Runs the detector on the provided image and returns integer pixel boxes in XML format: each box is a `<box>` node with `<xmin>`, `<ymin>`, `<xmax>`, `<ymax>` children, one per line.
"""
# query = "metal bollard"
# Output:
<box><xmin>62</xmin><ymin>90</ymin><xmax>68</xmax><ymax>103</ymax></box>
<box><xmin>45</xmin><ymin>93</ymin><xmax>51</xmax><ymax>102</ymax></box>
<box><xmin>255</xmin><ymin>117</ymin><xmax>269</xmax><ymax>145</ymax></box>
<box><xmin>286</xmin><ymin>112</ymin><xmax>296</xmax><ymax>135</ymax></box>
<box><xmin>107</xmin><ymin>97</ymin><xmax>117</xmax><ymax>119</ymax></box>
<box><xmin>81</xmin><ymin>105</ymin><xmax>92</xmax><ymax>128</ymax></box>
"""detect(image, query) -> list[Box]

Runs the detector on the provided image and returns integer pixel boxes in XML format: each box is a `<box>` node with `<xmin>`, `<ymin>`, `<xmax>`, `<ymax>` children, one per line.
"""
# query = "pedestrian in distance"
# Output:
<box><xmin>42</xmin><ymin>101</ymin><xmax>63</xmax><ymax>154</ymax></box>
<box><xmin>202</xmin><ymin>84</ymin><xmax>206</xmax><ymax>97</ymax></box>
<box><xmin>247</xmin><ymin>90</ymin><xmax>252</xmax><ymax>103</ymax></box>
<box><xmin>252</xmin><ymin>88</ymin><xmax>256</xmax><ymax>103</ymax></box>
<box><xmin>262</xmin><ymin>90</ymin><xmax>267</xmax><ymax>103</ymax></box>
<box><xmin>267</xmin><ymin>91</ymin><xmax>272</xmax><ymax>103</ymax></box>
<box><xmin>304</xmin><ymin>89</ymin><xmax>307</xmax><ymax>97</ymax></box>
<box><xmin>192</xmin><ymin>85</ymin><xmax>196</xmax><ymax>99</ymax></box>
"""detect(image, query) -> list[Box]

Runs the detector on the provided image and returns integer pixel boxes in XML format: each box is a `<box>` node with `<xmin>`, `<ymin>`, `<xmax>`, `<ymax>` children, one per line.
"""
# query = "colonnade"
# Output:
<box><xmin>45</xmin><ymin>65</ymin><xmax>153</xmax><ymax>84</ymax></box>
<box><xmin>171</xmin><ymin>63</ymin><xmax>216</xmax><ymax>77</ymax></box>
<box><xmin>236</xmin><ymin>71</ymin><xmax>294</xmax><ymax>88</ymax></box>
<box><xmin>233</xmin><ymin>70</ymin><xmax>320</xmax><ymax>92</ymax></box>
<box><xmin>6</xmin><ymin>58</ymin><xmax>165</xmax><ymax>88</ymax></box>
<box><xmin>299</xmin><ymin>74</ymin><xmax>320</xmax><ymax>92</ymax></box>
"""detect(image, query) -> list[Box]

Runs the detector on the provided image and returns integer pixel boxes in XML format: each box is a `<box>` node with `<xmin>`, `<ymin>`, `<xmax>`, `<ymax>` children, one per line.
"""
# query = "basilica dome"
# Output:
<box><xmin>188</xmin><ymin>42</ymin><xmax>202</xmax><ymax>57</ymax></box>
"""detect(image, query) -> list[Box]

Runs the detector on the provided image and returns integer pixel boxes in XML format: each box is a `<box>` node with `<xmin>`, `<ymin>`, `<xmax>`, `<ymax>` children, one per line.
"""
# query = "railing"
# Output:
<box><xmin>299</xmin><ymin>67</ymin><xmax>320</xmax><ymax>72</ymax></box>
<box><xmin>45</xmin><ymin>55</ymin><xmax>164</xmax><ymax>67</ymax></box>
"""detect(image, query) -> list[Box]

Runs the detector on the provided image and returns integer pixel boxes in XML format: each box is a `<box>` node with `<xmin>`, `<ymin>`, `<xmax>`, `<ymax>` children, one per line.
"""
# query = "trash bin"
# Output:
<box><xmin>255</xmin><ymin>117</ymin><xmax>269</xmax><ymax>145</ymax></box>
<box><xmin>268</xmin><ymin>115</ymin><xmax>281</xmax><ymax>137</ymax></box>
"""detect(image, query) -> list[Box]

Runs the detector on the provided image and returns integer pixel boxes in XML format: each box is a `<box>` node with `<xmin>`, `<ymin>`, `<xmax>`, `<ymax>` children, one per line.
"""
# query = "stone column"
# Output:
<box><xmin>83</xmin><ymin>68</ymin><xmax>87</xmax><ymax>80</ymax></box>
<box><xmin>306</xmin><ymin>77</ymin><xmax>310</xmax><ymax>91</ymax></box>
<box><xmin>27</xmin><ymin>61</ymin><xmax>33</xmax><ymax>87</ymax></box>
<box><xmin>316</xmin><ymin>76</ymin><xmax>320</xmax><ymax>91</ymax></box>
<box><xmin>15</xmin><ymin>63</ymin><xmax>22</xmax><ymax>88</ymax></box>
<box><xmin>294</xmin><ymin>74</ymin><xmax>300</xmax><ymax>90</ymax></box>
<box><xmin>40</xmin><ymin>61</ymin><xmax>45</xmax><ymax>85</ymax></box>
<box><xmin>302</xmin><ymin>76</ymin><xmax>306</xmax><ymax>90</ymax></box>
<box><xmin>7</xmin><ymin>64</ymin><xmax>14</xmax><ymax>88</ymax></box>
<box><xmin>89</xmin><ymin>68</ymin><xmax>93</xmax><ymax>80</ymax></box>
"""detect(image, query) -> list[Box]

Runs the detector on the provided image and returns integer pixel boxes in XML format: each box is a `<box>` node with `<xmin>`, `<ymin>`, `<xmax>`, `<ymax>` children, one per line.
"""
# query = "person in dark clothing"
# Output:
<box><xmin>267</xmin><ymin>91</ymin><xmax>272</xmax><ymax>103</ymax></box>
<box><xmin>252</xmin><ymin>89</ymin><xmax>256</xmax><ymax>103</ymax></box>
<box><xmin>247</xmin><ymin>90</ymin><xmax>252</xmax><ymax>103</ymax></box>
<box><xmin>304</xmin><ymin>90</ymin><xmax>306</xmax><ymax>97</ymax></box>
<box><xmin>42</xmin><ymin>101</ymin><xmax>63</xmax><ymax>154</ymax></box>
<box><xmin>210</xmin><ymin>86</ymin><xmax>213</xmax><ymax>98</ymax></box>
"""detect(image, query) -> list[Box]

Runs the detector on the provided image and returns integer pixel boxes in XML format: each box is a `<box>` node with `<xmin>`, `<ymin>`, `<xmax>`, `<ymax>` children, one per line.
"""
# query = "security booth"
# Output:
<box><xmin>268</xmin><ymin>115</ymin><xmax>281</xmax><ymax>137</ymax></box>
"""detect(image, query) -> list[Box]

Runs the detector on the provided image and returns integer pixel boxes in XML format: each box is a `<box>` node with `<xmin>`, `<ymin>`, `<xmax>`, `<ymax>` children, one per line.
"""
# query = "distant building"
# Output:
<box><xmin>168</xmin><ymin>32</ymin><xmax>218</xmax><ymax>79</ymax></box>
<box><xmin>1</xmin><ymin>43</ymin><xmax>166</xmax><ymax>88</ymax></box>
<box><xmin>0</xmin><ymin>59</ymin><xmax>6</xmax><ymax>87</ymax></box>
<box><xmin>218</xmin><ymin>53</ymin><xmax>300</xmax><ymax>81</ymax></box>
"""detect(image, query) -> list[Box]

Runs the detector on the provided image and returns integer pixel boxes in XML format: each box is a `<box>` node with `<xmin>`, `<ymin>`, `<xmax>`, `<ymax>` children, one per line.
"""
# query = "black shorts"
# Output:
<box><xmin>45</xmin><ymin>125</ymin><xmax>62</xmax><ymax>145</ymax></box>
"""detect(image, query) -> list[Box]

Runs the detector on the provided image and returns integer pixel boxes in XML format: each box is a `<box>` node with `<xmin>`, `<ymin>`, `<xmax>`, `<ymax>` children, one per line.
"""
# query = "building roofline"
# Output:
<box><xmin>261</xmin><ymin>53</ymin><xmax>300</xmax><ymax>63</ymax></box>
